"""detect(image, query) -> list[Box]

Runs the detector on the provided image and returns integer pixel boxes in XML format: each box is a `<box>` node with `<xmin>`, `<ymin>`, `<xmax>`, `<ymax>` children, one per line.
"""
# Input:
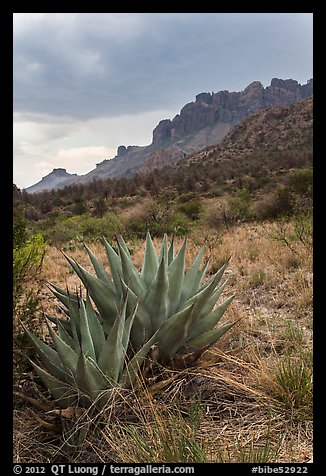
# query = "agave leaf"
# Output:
<box><xmin>120</xmin><ymin>278</ymin><xmax>152</xmax><ymax>348</ymax></box>
<box><xmin>103</xmin><ymin>237</ymin><xmax>123</xmax><ymax>298</ymax></box>
<box><xmin>24</xmin><ymin>326</ymin><xmax>69</xmax><ymax>382</ymax></box>
<box><xmin>79</xmin><ymin>299</ymin><xmax>96</xmax><ymax>361</ymax></box>
<box><xmin>187</xmin><ymin>294</ymin><xmax>235</xmax><ymax>339</ymax></box>
<box><xmin>168</xmin><ymin>236</ymin><xmax>174</xmax><ymax>265</ymax></box>
<box><xmin>199</xmin><ymin>279</ymin><xmax>230</xmax><ymax>317</ymax></box>
<box><xmin>122</xmin><ymin>301</ymin><xmax>138</xmax><ymax>352</ymax></box>
<box><xmin>189</xmin><ymin>279</ymin><xmax>230</xmax><ymax>329</ymax></box>
<box><xmin>185</xmin><ymin>322</ymin><xmax>235</xmax><ymax>351</ymax></box>
<box><xmin>157</xmin><ymin>234</ymin><xmax>168</xmax><ymax>266</ymax></box>
<box><xmin>48</xmin><ymin>284</ymin><xmax>80</xmax><ymax>310</ymax></box>
<box><xmin>56</xmin><ymin>319</ymin><xmax>79</xmax><ymax>354</ymax></box>
<box><xmin>65</xmin><ymin>255</ymin><xmax>118</xmax><ymax>326</ymax></box>
<box><xmin>191</xmin><ymin>260</ymin><xmax>210</xmax><ymax>295</ymax></box>
<box><xmin>75</xmin><ymin>351</ymin><xmax>111</xmax><ymax>398</ymax></box>
<box><xmin>30</xmin><ymin>361</ymin><xmax>77</xmax><ymax>408</ymax></box>
<box><xmin>118</xmin><ymin>244</ymin><xmax>147</xmax><ymax>300</ymax></box>
<box><xmin>167</xmin><ymin>238</ymin><xmax>187</xmax><ymax>315</ymax></box>
<box><xmin>117</xmin><ymin>235</ymin><xmax>132</xmax><ymax>259</ymax></box>
<box><xmin>198</xmin><ymin>258</ymin><xmax>230</xmax><ymax>293</ymax></box>
<box><xmin>85</xmin><ymin>294</ymin><xmax>106</xmax><ymax>360</ymax></box>
<box><xmin>143</xmin><ymin>252</ymin><xmax>169</xmax><ymax>333</ymax></box>
<box><xmin>47</xmin><ymin>315</ymin><xmax>72</xmax><ymax>336</ymax></box>
<box><xmin>179</xmin><ymin>267</ymin><xmax>227</xmax><ymax>317</ymax></box>
<box><xmin>98</xmin><ymin>299</ymin><xmax>127</xmax><ymax>382</ymax></box>
<box><xmin>140</xmin><ymin>231</ymin><xmax>159</xmax><ymax>286</ymax></box>
<box><xmin>120</xmin><ymin>331</ymin><xmax>160</xmax><ymax>388</ymax></box>
<box><xmin>66</xmin><ymin>297</ymin><xmax>81</xmax><ymax>344</ymax></box>
<box><xmin>154</xmin><ymin>302</ymin><xmax>197</xmax><ymax>361</ymax></box>
<box><xmin>84</xmin><ymin>244</ymin><xmax>114</xmax><ymax>289</ymax></box>
<box><xmin>180</xmin><ymin>246</ymin><xmax>205</xmax><ymax>303</ymax></box>
<box><xmin>48</xmin><ymin>282</ymin><xmax>79</xmax><ymax>299</ymax></box>
<box><xmin>46</xmin><ymin>320</ymin><xmax>79</xmax><ymax>375</ymax></box>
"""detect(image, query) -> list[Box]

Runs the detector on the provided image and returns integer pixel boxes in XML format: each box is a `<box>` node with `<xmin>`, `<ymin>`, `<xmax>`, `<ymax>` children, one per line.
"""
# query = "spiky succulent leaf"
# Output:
<box><xmin>120</xmin><ymin>278</ymin><xmax>152</xmax><ymax>348</ymax></box>
<box><xmin>188</xmin><ymin>294</ymin><xmax>235</xmax><ymax>340</ymax></box>
<box><xmin>154</xmin><ymin>302</ymin><xmax>197</xmax><ymax>361</ymax></box>
<box><xmin>98</xmin><ymin>298</ymin><xmax>128</xmax><ymax>382</ymax></box>
<box><xmin>85</xmin><ymin>294</ymin><xmax>106</xmax><ymax>359</ymax></box>
<box><xmin>65</xmin><ymin>255</ymin><xmax>118</xmax><ymax>325</ymax></box>
<box><xmin>118</xmin><ymin>244</ymin><xmax>147</xmax><ymax>300</ymax></box>
<box><xmin>185</xmin><ymin>322</ymin><xmax>235</xmax><ymax>351</ymax></box>
<box><xmin>140</xmin><ymin>231</ymin><xmax>159</xmax><ymax>286</ymax></box>
<box><xmin>167</xmin><ymin>238</ymin><xmax>187</xmax><ymax>315</ymax></box>
<box><xmin>56</xmin><ymin>319</ymin><xmax>79</xmax><ymax>354</ymax></box>
<box><xmin>48</xmin><ymin>283</ymin><xmax>80</xmax><ymax>313</ymax></box>
<box><xmin>157</xmin><ymin>233</ymin><xmax>168</xmax><ymax>266</ymax></box>
<box><xmin>30</xmin><ymin>360</ymin><xmax>77</xmax><ymax>408</ymax></box>
<box><xmin>120</xmin><ymin>330</ymin><xmax>160</xmax><ymax>388</ymax></box>
<box><xmin>143</xmin><ymin>253</ymin><xmax>169</xmax><ymax>333</ymax></box>
<box><xmin>75</xmin><ymin>351</ymin><xmax>110</xmax><ymax>398</ymax></box>
<box><xmin>79</xmin><ymin>299</ymin><xmax>96</xmax><ymax>361</ymax></box>
<box><xmin>24</xmin><ymin>326</ymin><xmax>69</xmax><ymax>382</ymax></box>
<box><xmin>180</xmin><ymin>246</ymin><xmax>205</xmax><ymax>304</ymax></box>
<box><xmin>47</xmin><ymin>315</ymin><xmax>72</xmax><ymax>336</ymax></box>
<box><xmin>84</xmin><ymin>244</ymin><xmax>114</xmax><ymax>289</ymax></box>
<box><xmin>103</xmin><ymin>237</ymin><xmax>123</xmax><ymax>298</ymax></box>
<box><xmin>168</xmin><ymin>236</ymin><xmax>175</xmax><ymax>265</ymax></box>
<box><xmin>46</xmin><ymin>320</ymin><xmax>79</xmax><ymax>375</ymax></box>
<box><xmin>117</xmin><ymin>235</ymin><xmax>132</xmax><ymax>259</ymax></box>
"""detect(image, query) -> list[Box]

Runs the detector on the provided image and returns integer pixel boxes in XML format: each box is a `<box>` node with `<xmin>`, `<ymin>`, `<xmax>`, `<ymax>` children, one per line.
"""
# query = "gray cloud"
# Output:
<box><xmin>13</xmin><ymin>13</ymin><xmax>313</xmax><ymax>121</ymax></box>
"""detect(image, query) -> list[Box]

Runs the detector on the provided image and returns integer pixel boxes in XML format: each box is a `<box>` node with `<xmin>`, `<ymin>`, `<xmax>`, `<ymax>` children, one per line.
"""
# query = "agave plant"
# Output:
<box><xmin>48</xmin><ymin>233</ymin><xmax>235</xmax><ymax>364</ymax></box>
<box><xmin>25</xmin><ymin>291</ymin><xmax>160</xmax><ymax>409</ymax></box>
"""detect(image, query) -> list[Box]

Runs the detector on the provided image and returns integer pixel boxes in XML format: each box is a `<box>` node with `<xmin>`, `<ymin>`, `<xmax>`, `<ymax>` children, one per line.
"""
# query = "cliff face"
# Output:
<box><xmin>152</xmin><ymin>78</ymin><xmax>313</xmax><ymax>146</ymax></box>
<box><xmin>25</xmin><ymin>78</ymin><xmax>313</xmax><ymax>193</ymax></box>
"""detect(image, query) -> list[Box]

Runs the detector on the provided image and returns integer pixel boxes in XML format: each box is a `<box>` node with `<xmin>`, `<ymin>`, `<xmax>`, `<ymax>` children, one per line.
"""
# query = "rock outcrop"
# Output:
<box><xmin>152</xmin><ymin>78</ymin><xmax>313</xmax><ymax>146</ymax></box>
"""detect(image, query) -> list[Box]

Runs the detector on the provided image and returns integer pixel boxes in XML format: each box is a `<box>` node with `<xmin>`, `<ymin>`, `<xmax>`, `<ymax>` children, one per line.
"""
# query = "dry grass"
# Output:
<box><xmin>13</xmin><ymin>220</ymin><xmax>313</xmax><ymax>463</ymax></box>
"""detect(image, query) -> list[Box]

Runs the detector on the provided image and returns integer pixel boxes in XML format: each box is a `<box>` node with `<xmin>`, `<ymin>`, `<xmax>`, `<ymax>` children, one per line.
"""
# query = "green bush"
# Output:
<box><xmin>35</xmin><ymin>213</ymin><xmax>124</xmax><ymax>244</ymax></box>
<box><xmin>13</xmin><ymin>214</ymin><xmax>47</xmax><ymax>378</ymax></box>
<box><xmin>227</xmin><ymin>189</ymin><xmax>252</xmax><ymax>222</ymax></box>
<box><xmin>288</xmin><ymin>168</ymin><xmax>312</xmax><ymax>197</ymax></box>
<box><xmin>125</xmin><ymin>213</ymin><xmax>190</xmax><ymax>239</ymax></box>
<box><xmin>176</xmin><ymin>200</ymin><xmax>202</xmax><ymax>221</ymax></box>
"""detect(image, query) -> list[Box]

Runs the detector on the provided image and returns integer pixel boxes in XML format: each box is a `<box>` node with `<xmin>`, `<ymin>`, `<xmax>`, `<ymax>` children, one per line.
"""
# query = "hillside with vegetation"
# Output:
<box><xmin>13</xmin><ymin>96</ymin><xmax>313</xmax><ymax>464</ymax></box>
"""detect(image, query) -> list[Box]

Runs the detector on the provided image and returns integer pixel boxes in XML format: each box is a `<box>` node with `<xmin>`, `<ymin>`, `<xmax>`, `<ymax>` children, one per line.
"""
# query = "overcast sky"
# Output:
<box><xmin>13</xmin><ymin>13</ymin><xmax>313</xmax><ymax>189</ymax></box>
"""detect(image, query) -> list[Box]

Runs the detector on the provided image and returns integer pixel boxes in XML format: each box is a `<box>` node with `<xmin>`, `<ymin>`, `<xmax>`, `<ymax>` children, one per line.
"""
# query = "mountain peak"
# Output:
<box><xmin>26</xmin><ymin>168</ymin><xmax>79</xmax><ymax>194</ymax></box>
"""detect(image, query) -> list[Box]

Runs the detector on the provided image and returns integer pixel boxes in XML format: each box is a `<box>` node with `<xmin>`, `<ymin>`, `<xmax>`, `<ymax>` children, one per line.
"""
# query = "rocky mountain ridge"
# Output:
<box><xmin>182</xmin><ymin>96</ymin><xmax>313</xmax><ymax>167</ymax></box>
<box><xmin>25</xmin><ymin>78</ymin><xmax>312</xmax><ymax>193</ymax></box>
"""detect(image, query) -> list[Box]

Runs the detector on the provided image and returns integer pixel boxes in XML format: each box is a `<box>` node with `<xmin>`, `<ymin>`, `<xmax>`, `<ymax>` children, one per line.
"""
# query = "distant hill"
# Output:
<box><xmin>25</xmin><ymin>78</ymin><xmax>312</xmax><ymax>193</ymax></box>
<box><xmin>25</xmin><ymin>168</ymin><xmax>79</xmax><ymax>194</ymax></box>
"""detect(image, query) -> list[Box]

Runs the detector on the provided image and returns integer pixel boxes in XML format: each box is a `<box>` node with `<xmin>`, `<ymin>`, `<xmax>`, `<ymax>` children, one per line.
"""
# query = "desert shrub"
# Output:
<box><xmin>176</xmin><ymin>199</ymin><xmax>202</xmax><ymax>221</ymax></box>
<box><xmin>252</xmin><ymin>192</ymin><xmax>289</xmax><ymax>220</ymax></box>
<box><xmin>13</xmin><ymin>208</ymin><xmax>47</xmax><ymax>378</ymax></box>
<box><xmin>227</xmin><ymin>189</ymin><xmax>253</xmax><ymax>222</ymax></box>
<box><xmin>123</xmin><ymin>199</ymin><xmax>190</xmax><ymax>239</ymax></box>
<box><xmin>125</xmin><ymin>212</ymin><xmax>190</xmax><ymax>239</ymax></box>
<box><xmin>288</xmin><ymin>168</ymin><xmax>312</xmax><ymax>197</ymax></box>
<box><xmin>36</xmin><ymin>213</ymin><xmax>124</xmax><ymax>244</ymax></box>
<box><xmin>203</xmin><ymin>201</ymin><xmax>229</xmax><ymax>230</ymax></box>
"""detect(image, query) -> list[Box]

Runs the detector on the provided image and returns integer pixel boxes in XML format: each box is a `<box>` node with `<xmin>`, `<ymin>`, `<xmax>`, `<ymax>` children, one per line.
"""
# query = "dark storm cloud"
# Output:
<box><xmin>13</xmin><ymin>13</ymin><xmax>313</xmax><ymax>120</ymax></box>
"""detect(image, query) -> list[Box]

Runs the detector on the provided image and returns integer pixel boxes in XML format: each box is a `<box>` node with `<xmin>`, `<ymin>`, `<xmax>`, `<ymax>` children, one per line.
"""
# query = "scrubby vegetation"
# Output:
<box><xmin>13</xmin><ymin>141</ymin><xmax>312</xmax><ymax>463</ymax></box>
